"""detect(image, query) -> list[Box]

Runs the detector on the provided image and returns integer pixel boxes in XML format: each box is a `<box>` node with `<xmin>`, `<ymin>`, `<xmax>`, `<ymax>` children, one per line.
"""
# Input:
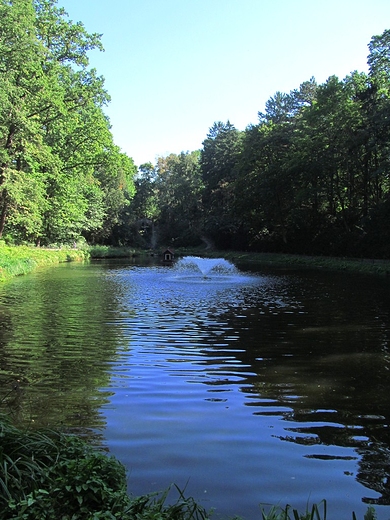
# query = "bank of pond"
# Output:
<box><xmin>0</xmin><ymin>418</ymin><xmax>377</xmax><ymax>520</ymax></box>
<box><xmin>1</xmin><ymin>244</ymin><xmax>390</xmax><ymax>283</ymax></box>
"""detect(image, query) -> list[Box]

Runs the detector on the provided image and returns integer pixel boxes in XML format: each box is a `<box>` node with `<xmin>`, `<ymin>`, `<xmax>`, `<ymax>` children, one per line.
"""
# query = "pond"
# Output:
<box><xmin>1</xmin><ymin>256</ymin><xmax>390</xmax><ymax>519</ymax></box>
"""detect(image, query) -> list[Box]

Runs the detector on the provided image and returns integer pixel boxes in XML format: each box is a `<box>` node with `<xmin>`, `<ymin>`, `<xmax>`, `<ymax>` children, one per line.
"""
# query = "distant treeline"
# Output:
<box><xmin>128</xmin><ymin>29</ymin><xmax>390</xmax><ymax>259</ymax></box>
<box><xmin>1</xmin><ymin>2</ymin><xmax>390</xmax><ymax>258</ymax></box>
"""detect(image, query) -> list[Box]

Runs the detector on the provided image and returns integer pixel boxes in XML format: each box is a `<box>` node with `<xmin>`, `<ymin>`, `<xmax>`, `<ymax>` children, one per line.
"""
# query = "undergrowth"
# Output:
<box><xmin>258</xmin><ymin>501</ymin><xmax>377</xmax><ymax>520</ymax></box>
<box><xmin>0</xmin><ymin>416</ymin><xmax>381</xmax><ymax>520</ymax></box>
<box><xmin>0</xmin><ymin>417</ymin><xmax>210</xmax><ymax>520</ymax></box>
<box><xmin>88</xmin><ymin>245</ymin><xmax>139</xmax><ymax>258</ymax></box>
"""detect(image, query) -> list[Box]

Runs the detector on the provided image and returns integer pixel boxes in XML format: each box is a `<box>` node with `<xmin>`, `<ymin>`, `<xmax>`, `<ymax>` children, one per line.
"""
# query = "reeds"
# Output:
<box><xmin>258</xmin><ymin>501</ymin><xmax>377</xmax><ymax>520</ymax></box>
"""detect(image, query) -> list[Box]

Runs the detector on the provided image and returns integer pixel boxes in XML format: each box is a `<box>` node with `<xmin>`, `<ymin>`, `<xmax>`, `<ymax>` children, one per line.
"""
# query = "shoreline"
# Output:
<box><xmin>1</xmin><ymin>245</ymin><xmax>390</xmax><ymax>282</ymax></box>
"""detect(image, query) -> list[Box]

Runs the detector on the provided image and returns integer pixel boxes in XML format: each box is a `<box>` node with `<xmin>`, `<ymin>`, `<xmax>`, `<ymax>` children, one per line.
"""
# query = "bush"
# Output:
<box><xmin>0</xmin><ymin>418</ymin><xmax>211</xmax><ymax>520</ymax></box>
<box><xmin>0</xmin><ymin>419</ymin><xmax>130</xmax><ymax>519</ymax></box>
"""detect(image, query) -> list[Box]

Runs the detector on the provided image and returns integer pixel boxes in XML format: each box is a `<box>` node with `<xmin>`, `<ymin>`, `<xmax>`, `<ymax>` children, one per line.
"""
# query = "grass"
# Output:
<box><xmin>0</xmin><ymin>243</ymin><xmax>89</xmax><ymax>282</ymax></box>
<box><xmin>258</xmin><ymin>501</ymin><xmax>377</xmax><ymax>520</ymax></box>
<box><xmin>88</xmin><ymin>245</ymin><xmax>141</xmax><ymax>258</ymax></box>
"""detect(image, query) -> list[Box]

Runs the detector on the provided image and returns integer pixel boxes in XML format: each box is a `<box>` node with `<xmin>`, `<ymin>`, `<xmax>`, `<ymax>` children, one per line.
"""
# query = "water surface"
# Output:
<box><xmin>0</xmin><ymin>258</ymin><xmax>390</xmax><ymax>519</ymax></box>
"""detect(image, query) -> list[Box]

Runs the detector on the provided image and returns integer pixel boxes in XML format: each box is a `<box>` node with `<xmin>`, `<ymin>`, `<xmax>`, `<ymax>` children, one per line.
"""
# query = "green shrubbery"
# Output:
<box><xmin>0</xmin><ymin>417</ymin><xmax>381</xmax><ymax>520</ymax></box>
<box><xmin>0</xmin><ymin>419</ymin><xmax>129</xmax><ymax>519</ymax></box>
<box><xmin>0</xmin><ymin>418</ymin><xmax>210</xmax><ymax>520</ymax></box>
<box><xmin>88</xmin><ymin>245</ymin><xmax>138</xmax><ymax>258</ymax></box>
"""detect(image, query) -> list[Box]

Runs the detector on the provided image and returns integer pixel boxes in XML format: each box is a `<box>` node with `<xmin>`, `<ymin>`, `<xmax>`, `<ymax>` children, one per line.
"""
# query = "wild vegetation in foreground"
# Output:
<box><xmin>0</xmin><ymin>417</ymin><xmax>379</xmax><ymax>520</ymax></box>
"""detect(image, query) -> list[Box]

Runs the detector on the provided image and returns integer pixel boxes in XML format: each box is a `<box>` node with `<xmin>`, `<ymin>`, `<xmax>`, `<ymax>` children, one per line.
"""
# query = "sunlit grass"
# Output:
<box><xmin>88</xmin><ymin>244</ymin><xmax>139</xmax><ymax>258</ymax></box>
<box><xmin>0</xmin><ymin>244</ymin><xmax>88</xmax><ymax>281</ymax></box>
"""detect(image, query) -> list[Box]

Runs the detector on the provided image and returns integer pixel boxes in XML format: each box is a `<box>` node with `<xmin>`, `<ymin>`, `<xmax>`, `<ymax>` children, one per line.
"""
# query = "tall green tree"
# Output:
<box><xmin>0</xmin><ymin>0</ymin><xmax>50</xmax><ymax>239</ymax></box>
<box><xmin>200</xmin><ymin>121</ymin><xmax>243</xmax><ymax>248</ymax></box>
<box><xmin>0</xmin><ymin>0</ymin><xmax>135</xmax><ymax>244</ymax></box>
<box><xmin>154</xmin><ymin>150</ymin><xmax>203</xmax><ymax>246</ymax></box>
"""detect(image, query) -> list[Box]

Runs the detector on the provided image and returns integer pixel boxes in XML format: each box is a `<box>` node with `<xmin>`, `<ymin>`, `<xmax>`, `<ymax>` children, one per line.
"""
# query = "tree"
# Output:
<box><xmin>154</xmin><ymin>151</ymin><xmax>203</xmax><ymax>246</ymax></box>
<box><xmin>0</xmin><ymin>0</ymin><xmax>136</xmax><ymax>244</ymax></box>
<box><xmin>200</xmin><ymin>121</ymin><xmax>243</xmax><ymax>248</ymax></box>
<box><xmin>367</xmin><ymin>29</ymin><xmax>390</xmax><ymax>80</ymax></box>
<box><xmin>235</xmin><ymin>118</ymin><xmax>298</xmax><ymax>250</ymax></box>
<box><xmin>0</xmin><ymin>0</ymin><xmax>50</xmax><ymax>239</ymax></box>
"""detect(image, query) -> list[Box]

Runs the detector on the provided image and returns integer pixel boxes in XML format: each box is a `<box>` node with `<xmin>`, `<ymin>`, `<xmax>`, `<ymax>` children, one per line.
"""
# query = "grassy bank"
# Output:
<box><xmin>176</xmin><ymin>249</ymin><xmax>390</xmax><ymax>276</ymax></box>
<box><xmin>2</xmin><ymin>244</ymin><xmax>389</xmax><ymax>281</ymax></box>
<box><xmin>0</xmin><ymin>244</ymin><xmax>89</xmax><ymax>282</ymax></box>
<box><xmin>88</xmin><ymin>244</ymin><xmax>141</xmax><ymax>258</ymax></box>
<box><xmin>0</xmin><ymin>418</ymin><xmax>378</xmax><ymax>520</ymax></box>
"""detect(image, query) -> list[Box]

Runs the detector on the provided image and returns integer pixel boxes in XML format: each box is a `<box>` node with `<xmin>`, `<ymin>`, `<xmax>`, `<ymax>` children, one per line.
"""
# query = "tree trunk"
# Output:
<box><xmin>0</xmin><ymin>191</ymin><xmax>8</xmax><ymax>238</ymax></box>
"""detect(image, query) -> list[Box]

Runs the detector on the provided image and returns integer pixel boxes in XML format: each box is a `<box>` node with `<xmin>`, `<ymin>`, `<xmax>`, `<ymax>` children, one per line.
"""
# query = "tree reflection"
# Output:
<box><xmin>0</xmin><ymin>264</ymin><xmax>127</xmax><ymax>436</ymax></box>
<box><xmin>208</xmin><ymin>268</ymin><xmax>390</xmax><ymax>505</ymax></box>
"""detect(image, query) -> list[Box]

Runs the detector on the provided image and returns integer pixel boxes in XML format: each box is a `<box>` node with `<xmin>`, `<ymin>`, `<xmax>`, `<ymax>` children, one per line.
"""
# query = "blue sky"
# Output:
<box><xmin>59</xmin><ymin>0</ymin><xmax>390</xmax><ymax>167</ymax></box>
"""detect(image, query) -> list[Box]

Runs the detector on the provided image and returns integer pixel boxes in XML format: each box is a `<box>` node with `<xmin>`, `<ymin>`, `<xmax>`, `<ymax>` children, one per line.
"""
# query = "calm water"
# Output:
<box><xmin>1</xmin><ymin>258</ymin><xmax>390</xmax><ymax>519</ymax></box>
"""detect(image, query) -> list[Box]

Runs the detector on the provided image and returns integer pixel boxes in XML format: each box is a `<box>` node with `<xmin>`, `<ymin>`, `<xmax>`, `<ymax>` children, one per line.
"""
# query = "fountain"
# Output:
<box><xmin>170</xmin><ymin>255</ymin><xmax>246</xmax><ymax>283</ymax></box>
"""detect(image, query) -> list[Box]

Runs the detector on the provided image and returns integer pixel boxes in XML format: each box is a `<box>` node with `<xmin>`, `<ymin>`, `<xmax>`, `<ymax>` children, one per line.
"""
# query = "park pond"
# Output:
<box><xmin>0</xmin><ymin>256</ymin><xmax>390</xmax><ymax>519</ymax></box>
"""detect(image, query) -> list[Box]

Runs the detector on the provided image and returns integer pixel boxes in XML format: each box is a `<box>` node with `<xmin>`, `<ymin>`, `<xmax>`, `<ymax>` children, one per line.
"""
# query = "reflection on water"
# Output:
<box><xmin>0</xmin><ymin>263</ymin><xmax>126</xmax><ymax>435</ymax></box>
<box><xmin>1</xmin><ymin>259</ymin><xmax>390</xmax><ymax>519</ymax></box>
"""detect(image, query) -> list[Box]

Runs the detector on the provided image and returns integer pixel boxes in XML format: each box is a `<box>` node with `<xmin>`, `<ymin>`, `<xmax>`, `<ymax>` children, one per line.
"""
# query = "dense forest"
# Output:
<box><xmin>0</xmin><ymin>0</ymin><xmax>136</xmax><ymax>246</ymax></box>
<box><xmin>1</xmin><ymin>1</ymin><xmax>390</xmax><ymax>258</ymax></box>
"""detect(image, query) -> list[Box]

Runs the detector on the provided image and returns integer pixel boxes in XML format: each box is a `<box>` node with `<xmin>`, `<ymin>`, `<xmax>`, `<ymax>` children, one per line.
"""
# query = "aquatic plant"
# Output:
<box><xmin>258</xmin><ymin>500</ymin><xmax>377</xmax><ymax>520</ymax></box>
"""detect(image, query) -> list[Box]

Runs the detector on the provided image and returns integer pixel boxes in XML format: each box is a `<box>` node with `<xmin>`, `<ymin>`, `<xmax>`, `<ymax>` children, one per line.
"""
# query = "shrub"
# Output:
<box><xmin>0</xmin><ymin>418</ymin><xmax>212</xmax><ymax>520</ymax></box>
<box><xmin>0</xmin><ymin>419</ymin><xmax>130</xmax><ymax>519</ymax></box>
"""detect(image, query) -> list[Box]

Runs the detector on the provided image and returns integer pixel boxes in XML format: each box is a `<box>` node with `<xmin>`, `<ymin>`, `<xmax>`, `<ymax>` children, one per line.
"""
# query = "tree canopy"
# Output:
<box><xmin>0</xmin><ymin>0</ymin><xmax>136</xmax><ymax>245</ymax></box>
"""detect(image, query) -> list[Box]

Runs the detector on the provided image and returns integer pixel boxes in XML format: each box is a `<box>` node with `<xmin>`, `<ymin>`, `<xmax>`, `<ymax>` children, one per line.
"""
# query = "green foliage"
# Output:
<box><xmin>125</xmin><ymin>485</ymin><xmax>210</xmax><ymax>520</ymax></box>
<box><xmin>2</xmin><ymin>1</ymin><xmax>390</xmax><ymax>257</ymax></box>
<box><xmin>0</xmin><ymin>0</ymin><xmax>136</xmax><ymax>246</ymax></box>
<box><xmin>131</xmin><ymin>30</ymin><xmax>390</xmax><ymax>257</ymax></box>
<box><xmin>200</xmin><ymin>121</ymin><xmax>243</xmax><ymax>248</ymax></box>
<box><xmin>125</xmin><ymin>152</ymin><xmax>203</xmax><ymax>248</ymax></box>
<box><xmin>0</xmin><ymin>417</ymin><xmax>130</xmax><ymax>519</ymax></box>
<box><xmin>259</xmin><ymin>501</ymin><xmax>377</xmax><ymax>520</ymax></box>
<box><xmin>88</xmin><ymin>245</ymin><xmax>138</xmax><ymax>258</ymax></box>
<box><xmin>231</xmin><ymin>33</ymin><xmax>390</xmax><ymax>257</ymax></box>
<box><xmin>0</xmin><ymin>418</ymin><xmax>212</xmax><ymax>520</ymax></box>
